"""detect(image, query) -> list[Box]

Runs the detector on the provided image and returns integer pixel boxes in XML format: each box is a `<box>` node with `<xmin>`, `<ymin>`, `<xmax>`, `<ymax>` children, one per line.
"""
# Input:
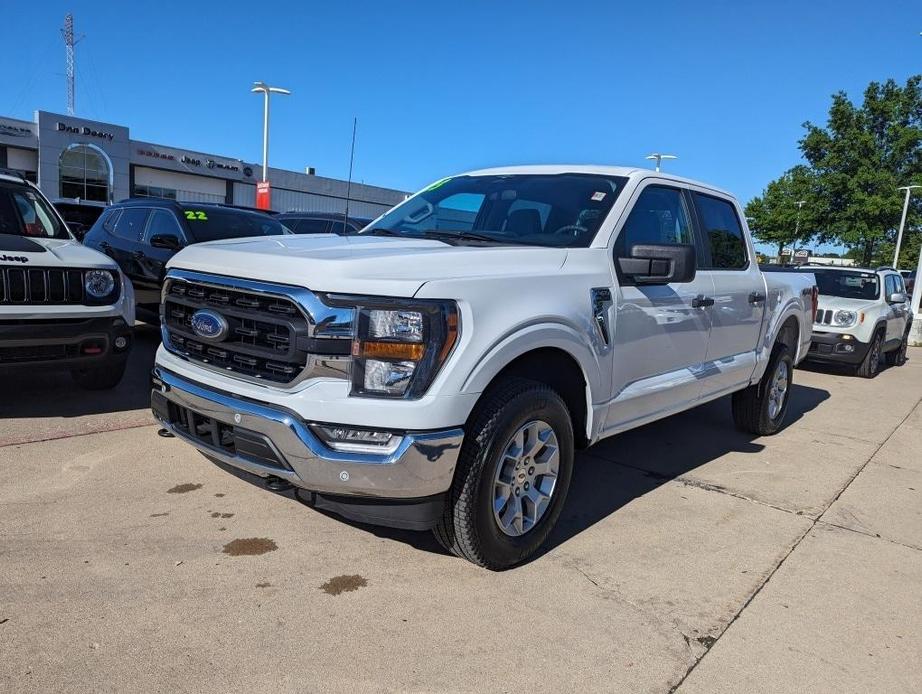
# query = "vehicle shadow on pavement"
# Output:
<box><xmin>0</xmin><ymin>322</ymin><xmax>160</xmax><ymax>419</ymax></box>
<box><xmin>349</xmin><ymin>383</ymin><xmax>831</xmax><ymax>563</ymax></box>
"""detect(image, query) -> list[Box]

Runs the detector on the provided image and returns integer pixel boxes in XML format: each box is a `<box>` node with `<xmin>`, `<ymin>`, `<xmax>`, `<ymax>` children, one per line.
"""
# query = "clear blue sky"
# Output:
<box><xmin>2</xmin><ymin>1</ymin><xmax>920</xmax><ymax>232</ymax></box>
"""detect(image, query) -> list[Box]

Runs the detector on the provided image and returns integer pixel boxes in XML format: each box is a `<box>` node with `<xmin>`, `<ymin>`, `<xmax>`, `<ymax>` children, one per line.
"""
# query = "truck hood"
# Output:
<box><xmin>0</xmin><ymin>234</ymin><xmax>116</xmax><ymax>269</ymax></box>
<box><xmin>815</xmin><ymin>295</ymin><xmax>879</xmax><ymax>312</ymax></box>
<box><xmin>167</xmin><ymin>234</ymin><xmax>569</xmax><ymax>296</ymax></box>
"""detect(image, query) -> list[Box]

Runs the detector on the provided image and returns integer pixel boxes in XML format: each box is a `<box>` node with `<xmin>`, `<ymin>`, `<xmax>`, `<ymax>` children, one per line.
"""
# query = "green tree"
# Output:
<box><xmin>745</xmin><ymin>165</ymin><xmax>817</xmax><ymax>262</ymax></box>
<box><xmin>800</xmin><ymin>76</ymin><xmax>922</xmax><ymax>266</ymax></box>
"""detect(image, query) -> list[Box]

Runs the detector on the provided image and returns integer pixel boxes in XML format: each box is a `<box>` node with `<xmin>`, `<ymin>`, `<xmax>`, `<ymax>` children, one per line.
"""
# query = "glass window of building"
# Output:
<box><xmin>59</xmin><ymin>145</ymin><xmax>110</xmax><ymax>202</ymax></box>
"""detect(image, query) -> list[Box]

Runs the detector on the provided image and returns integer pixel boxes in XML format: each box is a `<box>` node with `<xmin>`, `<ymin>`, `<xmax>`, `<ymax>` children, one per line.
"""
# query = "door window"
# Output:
<box><xmin>111</xmin><ymin>208</ymin><xmax>149</xmax><ymax>241</ymax></box>
<box><xmin>692</xmin><ymin>193</ymin><xmax>748</xmax><ymax>269</ymax></box>
<box><xmin>615</xmin><ymin>185</ymin><xmax>694</xmax><ymax>257</ymax></box>
<box><xmin>144</xmin><ymin>210</ymin><xmax>185</xmax><ymax>244</ymax></box>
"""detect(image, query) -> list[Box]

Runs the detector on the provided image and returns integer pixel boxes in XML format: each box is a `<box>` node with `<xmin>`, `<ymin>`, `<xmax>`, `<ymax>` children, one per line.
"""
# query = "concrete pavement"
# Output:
<box><xmin>1</xmin><ymin>342</ymin><xmax>920</xmax><ymax>693</ymax></box>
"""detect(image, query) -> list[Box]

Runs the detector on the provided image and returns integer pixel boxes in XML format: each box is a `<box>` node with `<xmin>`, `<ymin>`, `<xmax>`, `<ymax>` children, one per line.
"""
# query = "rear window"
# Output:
<box><xmin>180</xmin><ymin>207</ymin><xmax>287</xmax><ymax>243</ymax></box>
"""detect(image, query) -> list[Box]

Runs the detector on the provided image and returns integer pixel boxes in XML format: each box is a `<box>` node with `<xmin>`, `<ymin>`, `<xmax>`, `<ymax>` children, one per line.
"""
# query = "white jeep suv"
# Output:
<box><xmin>808</xmin><ymin>266</ymin><xmax>912</xmax><ymax>377</ymax></box>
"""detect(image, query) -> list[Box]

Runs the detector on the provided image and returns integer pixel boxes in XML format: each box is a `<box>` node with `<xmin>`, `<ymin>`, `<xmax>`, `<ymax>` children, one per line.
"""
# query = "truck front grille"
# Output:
<box><xmin>0</xmin><ymin>267</ymin><xmax>85</xmax><ymax>305</ymax></box>
<box><xmin>161</xmin><ymin>275</ymin><xmax>352</xmax><ymax>386</ymax></box>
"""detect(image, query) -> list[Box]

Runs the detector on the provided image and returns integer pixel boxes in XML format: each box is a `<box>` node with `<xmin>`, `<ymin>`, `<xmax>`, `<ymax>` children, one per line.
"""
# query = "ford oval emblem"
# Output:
<box><xmin>190</xmin><ymin>309</ymin><xmax>229</xmax><ymax>342</ymax></box>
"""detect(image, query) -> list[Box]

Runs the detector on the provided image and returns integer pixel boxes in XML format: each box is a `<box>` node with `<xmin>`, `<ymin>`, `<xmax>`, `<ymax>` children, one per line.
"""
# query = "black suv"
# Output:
<box><xmin>84</xmin><ymin>199</ymin><xmax>289</xmax><ymax>318</ymax></box>
<box><xmin>276</xmin><ymin>211</ymin><xmax>372</xmax><ymax>235</ymax></box>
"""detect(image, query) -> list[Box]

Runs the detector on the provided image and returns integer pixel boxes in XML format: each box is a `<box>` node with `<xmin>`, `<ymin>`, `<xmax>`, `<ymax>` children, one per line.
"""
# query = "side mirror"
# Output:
<box><xmin>617</xmin><ymin>243</ymin><xmax>696</xmax><ymax>285</ymax></box>
<box><xmin>888</xmin><ymin>291</ymin><xmax>907</xmax><ymax>304</ymax></box>
<box><xmin>149</xmin><ymin>234</ymin><xmax>184</xmax><ymax>251</ymax></box>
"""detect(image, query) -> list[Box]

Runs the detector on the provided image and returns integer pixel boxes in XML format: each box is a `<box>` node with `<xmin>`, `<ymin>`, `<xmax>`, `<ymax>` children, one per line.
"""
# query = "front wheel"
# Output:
<box><xmin>731</xmin><ymin>344</ymin><xmax>794</xmax><ymax>436</ymax></box>
<box><xmin>434</xmin><ymin>378</ymin><xmax>574</xmax><ymax>570</ymax></box>
<box><xmin>857</xmin><ymin>330</ymin><xmax>883</xmax><ymax>378</ymax></box>
<box><xmin>884</xmin><ymin>326</ymin><xmax>910</xmax><ymax>367</ymax></box>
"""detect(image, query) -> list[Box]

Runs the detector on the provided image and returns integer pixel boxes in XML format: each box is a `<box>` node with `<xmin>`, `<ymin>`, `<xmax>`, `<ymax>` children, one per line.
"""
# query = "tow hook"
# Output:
<box><xmin>265</xmin><ymin>476</ymin><xmax>293</xmax><ymax>492</ymax></box>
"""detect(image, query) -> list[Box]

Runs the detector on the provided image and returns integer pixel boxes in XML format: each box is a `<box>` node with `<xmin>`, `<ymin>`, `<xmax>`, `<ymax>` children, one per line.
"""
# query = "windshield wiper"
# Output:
<box><xmin>421</xmin><ymin>230</ymin><xmax>519</xmax><ymax>245</ymax></box>
<box><xmin>360</xmin><ymin>227</ymin><xmax>407</xmax><ymax>238</ymax></box>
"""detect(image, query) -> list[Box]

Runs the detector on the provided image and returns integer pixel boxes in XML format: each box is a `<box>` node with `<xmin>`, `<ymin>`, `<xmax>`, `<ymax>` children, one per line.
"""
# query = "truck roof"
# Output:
<box><xmin>460</xmin><ymin>165</ymin><xmax>735</xmax><ymax>198</ymax></box>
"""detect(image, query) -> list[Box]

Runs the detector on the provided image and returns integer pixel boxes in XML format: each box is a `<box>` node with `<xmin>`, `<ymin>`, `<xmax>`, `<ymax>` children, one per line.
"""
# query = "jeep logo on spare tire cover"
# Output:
<box><xmin>190</xmin><ymin>309</ymin><xmax>229</xmax><ymax>342</ymax></box>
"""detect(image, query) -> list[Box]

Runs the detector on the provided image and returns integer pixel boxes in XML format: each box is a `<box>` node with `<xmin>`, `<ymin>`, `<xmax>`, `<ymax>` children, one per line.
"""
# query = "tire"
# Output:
<box><xmin>731</xmin><ymin>343</ymin><xmax>794</xmax><ymax>436</ymax></box>
<box><xmin>433</xmin><ymin>377</ymin><xmax>574</xmax><ymax>570</ymax></box>
<box><xmin>884</xmin><ymin>326</ymin><xmax>910</xmax><ymax>367</ymax></box>
<box><xmin>71</xmin><ymin>356</ymin><xmax>128</xmax><ymax>390</ymax></box>
<box><xmin>856</xmin><ymin>329</ymin><xmax>884</xmax><ymax>378</ymax></box>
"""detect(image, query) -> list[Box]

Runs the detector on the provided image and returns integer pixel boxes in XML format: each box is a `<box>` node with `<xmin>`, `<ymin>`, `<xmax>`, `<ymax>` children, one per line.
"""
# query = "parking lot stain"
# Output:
<box><xmin>696</xmin><ymin>635</ymin><xmax>717</xmax><ymax>649</ymax></box>
<box><xmin>256</xmin><ymin>582</ymin><xmax>271</xmax><ymax>588</ymax></box>
<box><xmin>214</xmin><ymin>493</ymin><xmax>226</xmax><ymax>497</ymax></box>
<box><xmin>167</xmin><ymin>483</ymin><xmax>202</xmax><ymax>494</ymax></box>
<box><xmin>222</xmin><ymin>538</ymin><xmax>277</xmax><ymax>556</ymax></box>
<box><xmin>320</xmin><ymin>575</ymin><xmax>368</xmax><ymax>596</ymax></box>
<box><xmin>150</xmin><ymin>512</ymin><xmax>169</xmax><ymax>517</ymax></box>
<box><xmin>210</xmin><ymin>512</ymin><xmax>234</xmax><ymax>518</ymax></box>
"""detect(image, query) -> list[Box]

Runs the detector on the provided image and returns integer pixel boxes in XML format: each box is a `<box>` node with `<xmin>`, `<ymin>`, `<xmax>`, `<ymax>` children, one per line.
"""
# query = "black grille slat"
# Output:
<box><xmin>0</xmin><ymin>267</ymin><xmax>87</xmax><ymax>305</ymax></box>
<box><xmin>163</xmin><ymin>400</ymin><xmax>287</xmax><ymax>470</ymax></box>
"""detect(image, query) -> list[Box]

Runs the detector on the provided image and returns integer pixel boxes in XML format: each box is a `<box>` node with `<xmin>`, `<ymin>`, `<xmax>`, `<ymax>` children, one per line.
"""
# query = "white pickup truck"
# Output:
<box><xmin>151</xmin><ymin>166</ymin><xmax>816</xmax><ymax>569</ymax></box>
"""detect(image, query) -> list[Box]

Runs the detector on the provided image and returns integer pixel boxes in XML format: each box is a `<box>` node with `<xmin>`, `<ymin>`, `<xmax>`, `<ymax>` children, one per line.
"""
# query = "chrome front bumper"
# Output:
<box><xmin>150</xmin><ymin>368</ymin><xmax>463</xmax><ymax>499</ymax></box>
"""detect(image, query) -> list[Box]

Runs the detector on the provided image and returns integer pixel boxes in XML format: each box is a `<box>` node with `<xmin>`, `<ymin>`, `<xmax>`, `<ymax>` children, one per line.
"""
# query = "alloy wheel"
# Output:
<box><xmin>492</xmin><ymin>420</ymin><xmax>560</xmax><ymax>537</ymax></box>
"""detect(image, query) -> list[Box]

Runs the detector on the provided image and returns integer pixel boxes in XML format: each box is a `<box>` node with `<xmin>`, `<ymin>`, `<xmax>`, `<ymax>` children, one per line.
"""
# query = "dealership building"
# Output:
<box><xmin>0</xmin><ymin>111</ymin><xmax>406</xmax><ymax>218</ymax></box>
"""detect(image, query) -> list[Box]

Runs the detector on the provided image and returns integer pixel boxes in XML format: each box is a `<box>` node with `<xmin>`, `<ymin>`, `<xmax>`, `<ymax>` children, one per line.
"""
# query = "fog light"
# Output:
<box><xmin>311</xmin><ymin>424</ymin><xmax>403</xmax><ymax>455</ymax></box>
<box><xmin>114</xmin><ymin>336</ymin><xmax>128</xmax><ymax>350</ymax></box>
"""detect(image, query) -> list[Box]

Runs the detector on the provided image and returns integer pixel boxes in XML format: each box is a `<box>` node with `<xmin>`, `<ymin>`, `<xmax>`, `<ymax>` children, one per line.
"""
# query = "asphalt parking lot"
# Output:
<box><xmin>1</xmin><ymin>330</ymin><xmax>921</xmax><ymax>693</ymax></box>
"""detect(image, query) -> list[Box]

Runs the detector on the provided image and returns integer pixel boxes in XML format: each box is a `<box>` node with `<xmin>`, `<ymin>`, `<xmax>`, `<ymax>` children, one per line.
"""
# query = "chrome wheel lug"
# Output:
<box><xmin>524</xmin><ymin>482</ymin><xmax>530</xmax><ymax>490</ymax></box>
<box><xmin>528</xmin><ymin>466</ymin><xmax>535</xmax><ymax>475</ymax></box>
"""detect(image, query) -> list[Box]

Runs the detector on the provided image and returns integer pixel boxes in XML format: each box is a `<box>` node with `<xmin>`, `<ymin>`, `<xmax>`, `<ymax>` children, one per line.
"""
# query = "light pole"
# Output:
<box><xmin>788</xmin><ymin>200</ymin><xmax>806</xmax><ymax>265</ymax></box>
<box><xmin>250</xmin><ymin>81</ymin><xmax>291</xmax><ymax>183</ymax></box>
<box><xmin>645</xmin><ymin>153</ymin><xmax>677</xmax><ymax>172</ymax></box>
<box><xmin>893</xmin><ymin>185</ymin><xmax>921</xmax><ymax>268</ymax></box>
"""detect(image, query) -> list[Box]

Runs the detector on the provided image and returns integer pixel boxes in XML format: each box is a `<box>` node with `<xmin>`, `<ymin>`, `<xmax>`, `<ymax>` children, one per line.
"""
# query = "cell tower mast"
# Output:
<box><xmin>62</xmin><ymin>14</ymin><xmax>76</xmax><ymax>115</ymax></box>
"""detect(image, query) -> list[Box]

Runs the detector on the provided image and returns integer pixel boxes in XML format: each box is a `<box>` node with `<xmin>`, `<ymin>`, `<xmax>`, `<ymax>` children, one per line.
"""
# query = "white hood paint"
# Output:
<box><xmin>0</xmin><ymin>237</ymin><xmax>119</xmax><ymax>270</ymax></box>
<box><xmin>167</xmin><ymin>234</ymin><xmax>570</xmax><ymax>296</ymax></box>
<box><xmin>815</xmin><ymin>295</ymin><xmax>878</xmax><ymax>312</ymax></box>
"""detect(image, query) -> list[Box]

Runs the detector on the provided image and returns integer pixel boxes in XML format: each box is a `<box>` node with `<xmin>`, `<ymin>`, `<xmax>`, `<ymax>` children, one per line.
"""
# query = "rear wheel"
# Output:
<box><xmin>71</xmin><ymin>355</ymin><xmax>127</xmax><ymax>390</ymax></box>
<box><xmin>857</xmin><ymin>329</ymin><xmax>883</xmax><ymax>378</ymax></box>
<box><xmin>731</xmin><ymin>343</ymin><xmax>794</xmax><ymax>436</ymax></box>
<box><xmin>434</xmin><ymin>378</ymin><xmax>574</xmax><ymax>570</ymax></box>
<box><xmin>884</xmin><ymin>326</ymin><xmax>910</xmax><ymax>367</ymax></box>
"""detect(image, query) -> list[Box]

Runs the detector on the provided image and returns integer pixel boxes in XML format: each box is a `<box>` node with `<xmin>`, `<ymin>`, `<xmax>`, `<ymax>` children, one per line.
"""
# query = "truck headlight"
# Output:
<box><xmin>833</xmin><ymin>310</ymin><xmax>857</xmax><ymax>327</ymax></box>
<box><xmin>336</xmin><ymin>298</ymin><xmax>459</xmax><ymax>398</ymax></box>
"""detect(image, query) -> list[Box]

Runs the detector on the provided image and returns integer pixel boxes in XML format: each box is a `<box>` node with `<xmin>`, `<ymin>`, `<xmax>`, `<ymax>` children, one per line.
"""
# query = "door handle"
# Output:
<box><xmin>748</xmin><ymin>291</ymin><xmax>766</xmax><ymax>304</ymax></box>
<box><xmin>692</xmin><ymin>295</ymin><xmax>715</xmax><ymax>308</ymax></box>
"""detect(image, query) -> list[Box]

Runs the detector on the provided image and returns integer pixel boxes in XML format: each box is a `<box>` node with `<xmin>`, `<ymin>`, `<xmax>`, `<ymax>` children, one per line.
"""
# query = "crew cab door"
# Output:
<box><xmin>690</xmin><ymin>191</ymin><xmax>767</xmax><ymax>399</ymax></box>
<box><xmin>604</xmin><ymin>182</ymin><xmax>715</xmax><ymax>432</ymax></box>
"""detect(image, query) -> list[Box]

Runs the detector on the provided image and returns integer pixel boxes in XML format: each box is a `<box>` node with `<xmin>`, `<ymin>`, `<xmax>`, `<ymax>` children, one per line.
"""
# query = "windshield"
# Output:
<box><xmin>363</xmin><ymin>173</ymin><xmax>628</xmax><ymax>247</ymax></box>
<box><xmin>0</xmin><ymin>184</ymin><xmax>68</xmax><ymax>239</ymax></box>
<box><xmin>181</xmin><ymin>207</ymin><xmax>289</xmax><ymax>243</ymax></box>
<box><xmin>814</xmin><ymin>270</ymin><xmax>880</xmax><ymax>300</ymax></box>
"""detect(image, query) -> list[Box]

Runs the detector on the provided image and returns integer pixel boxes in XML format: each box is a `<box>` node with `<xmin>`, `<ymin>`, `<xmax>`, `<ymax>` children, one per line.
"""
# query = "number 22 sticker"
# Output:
<box><xmin>184</xmin><ymin>210</ymin><xmax>208</xmax><ymax>221</ymax></box>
